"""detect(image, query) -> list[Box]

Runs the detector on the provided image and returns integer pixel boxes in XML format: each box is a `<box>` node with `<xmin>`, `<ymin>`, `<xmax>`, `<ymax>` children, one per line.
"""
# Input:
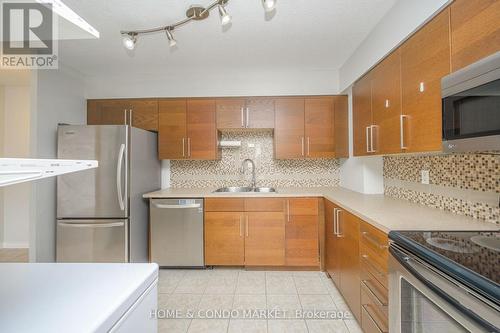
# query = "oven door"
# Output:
<box><xmin>388</xmin><ymin>245</ymin><xmax>499</xmax><ymax>333</ymax></box>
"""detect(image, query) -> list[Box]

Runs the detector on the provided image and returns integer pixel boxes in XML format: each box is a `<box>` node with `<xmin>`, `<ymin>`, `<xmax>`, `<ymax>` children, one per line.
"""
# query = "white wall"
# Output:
<box><xmin>339</xmin><ymin>0</ymin><xmax>451</xmax><ymax>91</ymax></box>
<box><xmin>30</xmin><ymin>66</ymin><xmax>86</xmax><ymax>262</ymax></box>
<box><xmin>84</xmin><ymin>68</ymin><xmax>340</xmax><ymax>99</ymax></box>
<box><xmin>2</xmin><ymin>86</ymin><xmax>31</xmax><ymax>248</ymax></box>
<box><xmin>0</xmin><ymin>87</ymin><xmax>4</xmax><ymax>245</ymax></box>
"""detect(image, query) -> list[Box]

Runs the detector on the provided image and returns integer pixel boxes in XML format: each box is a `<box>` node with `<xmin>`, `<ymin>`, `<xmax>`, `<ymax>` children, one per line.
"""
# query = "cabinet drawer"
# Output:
<box><xmin>360</xmin><ymin>222</ymin><xmax>388</xmax><ymax>261</ymax></box>
<box><xmin>360</xmin><ymin>243</ymin><xmax>388</xmax><ymax>289</ymax></box>
<box><xmin>205</xmin><ymin>198</ymin><xmax>245</xmax><ymax>212</ymax></box>
<box><xmin>287</xmin><ymin>198</ymin><xmax>319</xmax><ymax>216</ymax></box>
<box><xmin>361</xmin><ymin>304</ymin><xmax>388</xmax><ymax>333</ymax></box>
<box><xmin>245</xmin><ymin>198</ymin><xmax>285</xmax><ymax>212</ymax></box>
<box><xmin>361</xmin><ymin>276</ymin><xmax>388</xmax><ymax>333</ymax></box>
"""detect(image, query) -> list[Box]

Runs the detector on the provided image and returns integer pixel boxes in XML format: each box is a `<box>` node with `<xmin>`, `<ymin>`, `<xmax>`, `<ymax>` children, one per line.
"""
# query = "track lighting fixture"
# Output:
<box><xmin>262</xmin><ymin>0</ymin><xmax>276</xmax><ymax>12</ymax></box>
<box><xmin>165</xmin><ymin>29</ymin><xmax>177</xmax><ymax>47</ymax></box>
<box><xmin>121</xmin><ymin>0</ymin><xmax>276</xmax><ymax>50</ymax></box>
<box><xmin>122</xmin><ymin>33</ymin><xmax>137</xmax><ymax>50</ymax></box>
<box><xmin>218</xmin><ymin>4</ymin><xmax>232</xmax><ymax>26</ymax></box>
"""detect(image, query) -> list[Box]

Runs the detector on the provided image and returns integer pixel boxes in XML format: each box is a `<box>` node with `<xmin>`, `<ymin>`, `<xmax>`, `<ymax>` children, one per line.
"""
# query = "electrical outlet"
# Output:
<box><xmin>421</xmin><ymin>170</ymin><xmax>430</xmax><ymax>185</ymax></box>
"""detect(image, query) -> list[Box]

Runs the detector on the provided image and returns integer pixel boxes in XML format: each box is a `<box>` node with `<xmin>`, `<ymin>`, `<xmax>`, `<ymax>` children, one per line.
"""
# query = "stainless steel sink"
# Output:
<box><xmin>214</xmin><ymin>186</ymin><xmax>277</xmax><ymax>193</ymax></box>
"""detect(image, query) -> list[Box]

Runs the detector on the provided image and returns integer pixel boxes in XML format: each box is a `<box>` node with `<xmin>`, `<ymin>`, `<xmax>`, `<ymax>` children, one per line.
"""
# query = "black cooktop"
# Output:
<box><xmin>389</xmin><ymin>230</ymin><xmax>500</xmax><ymax>304</ymax></box>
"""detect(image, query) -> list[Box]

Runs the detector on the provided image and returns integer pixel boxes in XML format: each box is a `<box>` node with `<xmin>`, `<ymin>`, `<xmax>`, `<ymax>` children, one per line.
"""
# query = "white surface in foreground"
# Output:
<box><xmin>0</xmin><ymin>263</ymin><xmax>158</xmax><ymax>333</ymax></box>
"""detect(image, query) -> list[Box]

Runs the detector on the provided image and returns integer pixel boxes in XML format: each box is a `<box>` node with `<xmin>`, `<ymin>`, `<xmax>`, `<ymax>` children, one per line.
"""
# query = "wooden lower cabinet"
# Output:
<box><xmin>204</xmin><ymin>198</ymin><xmax>319</xmax><ymax>267</ymax></box>
<box><xmin>325</xmin><ymin>200</ymin><xmax>341</xmax><ymax>286</ymax></box>
<box><xmin>205</xmin><ymin>212</ymin><xmax>244</xmax><ymax>266</ymax></box>
<box><xmin>245</xmin><ymin>212</ymin><xmax>286</xmax><ymax>266</ymax></box>
<box><xmin>285</xmin><ymin>198</ymin><xmax>319</xmax><ymax>266</ymax></box>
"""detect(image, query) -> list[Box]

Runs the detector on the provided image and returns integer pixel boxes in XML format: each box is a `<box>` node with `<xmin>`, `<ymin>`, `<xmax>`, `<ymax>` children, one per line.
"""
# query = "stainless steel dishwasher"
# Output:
<box><xmin>150</xmin><ymin>198</ymin><xmax>204</xmax><ymax>267</ymax></box>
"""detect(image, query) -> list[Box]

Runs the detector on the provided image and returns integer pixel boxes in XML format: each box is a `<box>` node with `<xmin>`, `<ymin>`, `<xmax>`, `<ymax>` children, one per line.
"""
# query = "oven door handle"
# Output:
<box><xmin>390</xmin><ymin>246</ymin><xmax>499</xmax><ymax>332</ymax></box>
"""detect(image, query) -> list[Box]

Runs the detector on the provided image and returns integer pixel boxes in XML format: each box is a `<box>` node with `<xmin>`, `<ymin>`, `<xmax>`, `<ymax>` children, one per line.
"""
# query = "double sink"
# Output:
<box><xmin>214</xmin><ymin>186</ymin><xmax>277</xmax><ymax>193</ymax></box>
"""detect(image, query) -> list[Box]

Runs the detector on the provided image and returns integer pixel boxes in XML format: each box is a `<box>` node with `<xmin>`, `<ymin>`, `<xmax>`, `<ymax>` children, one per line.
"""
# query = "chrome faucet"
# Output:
<box><xmin>240</xmin><ymin>159</ymin><xmax>256</xmax><ymax>189</ymax></box>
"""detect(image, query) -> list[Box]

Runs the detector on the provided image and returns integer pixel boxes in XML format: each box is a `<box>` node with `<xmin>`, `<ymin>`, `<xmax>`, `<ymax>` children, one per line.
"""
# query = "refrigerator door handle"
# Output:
<box><xmin>116</xmin><ymin>143</ymin><xmax>126</xmax><ymax>211</ymax></box>
<box><xmin>58</xmin><ymin>221</ymin><xmax>125</xmax><ymax>228</ymax></box>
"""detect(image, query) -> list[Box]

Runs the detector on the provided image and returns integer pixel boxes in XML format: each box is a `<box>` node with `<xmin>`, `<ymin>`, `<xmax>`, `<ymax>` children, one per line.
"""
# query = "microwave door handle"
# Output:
<box><xmin>390</xmin><ymin>246</ymin><xmax>497</xmax><ymax>332</ymax></box>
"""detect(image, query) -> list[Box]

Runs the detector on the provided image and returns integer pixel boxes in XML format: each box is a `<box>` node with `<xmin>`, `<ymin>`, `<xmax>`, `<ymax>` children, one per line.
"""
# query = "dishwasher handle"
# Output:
<box><xmin>153</xmin><ymin>203</ymin><xmax>201</xmax><ymax>209</ymax></box>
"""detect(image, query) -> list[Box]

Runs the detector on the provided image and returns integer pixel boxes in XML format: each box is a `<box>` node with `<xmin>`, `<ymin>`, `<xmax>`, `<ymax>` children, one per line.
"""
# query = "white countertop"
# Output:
<box><xmin>143</xmin><ymin>187</ymin><xmax>499</xmax><ymax>233</ymax></box>
<box><xmin>0</xmin><ymin>263</ymin><xmax>158</xmax><ymax>333</ymax></box>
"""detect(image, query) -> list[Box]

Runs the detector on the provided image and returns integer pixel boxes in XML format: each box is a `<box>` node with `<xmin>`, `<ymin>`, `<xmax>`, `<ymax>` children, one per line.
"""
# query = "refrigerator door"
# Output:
<box><xmin>56</xmin><ymin>219</ymin><xmax>128</xmax><ymax>263</ymax></box>
<box><xmin>57</xmin><ymin>125</ymin><xmax>128</xmax><ymax>219</ymax></box>
<box><xmin>129</xmin><ymin>127</ymin><xmax>161</xmax><ymax>263</ymax></box>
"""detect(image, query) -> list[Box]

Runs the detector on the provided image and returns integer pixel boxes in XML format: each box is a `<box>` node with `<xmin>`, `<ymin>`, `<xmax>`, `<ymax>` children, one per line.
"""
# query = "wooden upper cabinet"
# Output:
<box><xmin>333</xmin><ymin>96</ymin><xmax>349</xmax><ymax>158</ymax></box>
<box><xmin>245</xmin><ymin>212</ymin><xmax>286</xmax><ymax>266</ymax></box>
<box><xmin>216</xmin><ymin>98</ymin><xmax>246</xmax><ymax>129</ymax></box>
<box><xmin>186</xmin><ymin>99</ymin><xmax>219</xmax><ymax>160</ymax></box>
<box><xmin>450</xmin><ymin>0</ymin><xmax>500</xmax><ymax>72</ymax></box>
<box><xmin>129</xmin><ymin>100</ymin><xmax>159</xmax><ymax>131</ymax></box>
<box><xmin>353</xmin><ymin>73</ymin><xmax>373</xmax><ymax>156</ymax></box>
<box><xmin>371</xmin><ymin>50</ymin><xmax>403</xmax><ymax>155</ymax></box>
<box><xmin>274</xmin><ymin>98</ymin><xmax>305</xmax><ymax>159</ymax></box>
<box><xmin>305</xmin><ymin>97</ymin><xmax>335</xmax><ymax>158</ymax></box>
<box><xmin>285</xmin><ymin>198</ymin><xmax>319</xmax><ymax>267</ymax></box>
<box><xmin>205</xmin><ymin>212</ymin><xmax>245</xmax><ymax>266</ymax></box>
<box><xmin>401</xmin><ymin>9</ymin><xmax>451</xmax><ymax>153</ymax></box>
<box><xmin>87</xmin><ymin>99</ymin><xmax>158</xmax><ymax>131</ymax></box>
<box><xmin>246</xmin><ymin>97</ymin><xmax>275</xmax><ymax>129</ymax></box>
<box><xmin>158</xmin><ymin>99</ymin><xmax>187</xmax><ymax>160</ymax></box>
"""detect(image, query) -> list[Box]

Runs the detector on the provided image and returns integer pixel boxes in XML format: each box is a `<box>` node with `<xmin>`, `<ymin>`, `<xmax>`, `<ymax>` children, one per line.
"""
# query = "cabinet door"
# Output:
<box><xmin>333</xmin><ymin>96</ymin><xmax>349</xmax><ymax>158</ymax></box>
<box><xmin>205</xmin><ymin>212</ymin><xmax>245</xmax><ymax>266</ymax></box>
<box><xmin>450</xmin><ymin>0</ymin><xmax>500</xmax><ymax>72</ymax></box>
<box><xmin>158</xmin><ymin>99</ymin><xmax>187</xmax><ymax>160</ymax></box>
<box><xmin>216</xmin><ymin>98</ymin><xmax>246</xmax><ymax>129</ymax></box>
<box><xmin>305</xmin><ymin>97</ymin><xmax>335</xmax><ymax>158</ymax></box>
<box><xmin>325</xmin><ymin>200</ymin><xmax>341</xmax><ymax>287</ymax></box>
<box><xmin>353</xmin><ymin>73</ymin><xmax>373</xmax><ymax>156</ymax></box>
<box><xmin>371</xmin><ymin>50</ymin><xmax>403</xmax><ymax>155</ymax></box>
<box><xmin>274</xmin><ymin>98</ymin><xmax>305</xmax><ymax>159</ymax></box>
<box><xmin>245</xmin><ymin>212</ymin><xmax>285</xmax><ymax>266</ymax></box>
<box><xmin>87</xmin><ymin>100</ymin><xmax>129</xmax><ymax>125</ymax></box>
<box><xmin>401</xmin><ymin>9</ymin><xmax>451</xmax><ymax>153</ymax></box>
<box><xmin>339</xmin><ymin>211</ymin><xmax>361</xmax><ymax>322</ymax></box>
<box><xmin>186</xmin><ymin>99</ymin><xmax>219</xmax><ymax>160</ymax></box>
<box><xmin>246</xmin><ymin>97</ymin><xmax>275</xmax><ymax>129</ymax></box>
<box><xmin>130</xmin><ymin>100</ymin><xmax>158</xmax><ymax>131</ymax></box>
<box><xmin>285</xmin><ymin>198</ymin><xmax>319</xmax><ymax>266</ymax></box>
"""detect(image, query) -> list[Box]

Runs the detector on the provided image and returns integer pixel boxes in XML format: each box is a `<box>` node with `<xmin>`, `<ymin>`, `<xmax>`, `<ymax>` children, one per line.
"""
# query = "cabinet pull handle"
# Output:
<box><xmin>129</xmin><ymin>108</ymin><xmax>133</xmax><ymax>126</ymax></box>
<box><xmin>307</xmin><ymin>137</ymin><xmax>310</xmax><ymax>156</ymax></box>
<box><xmin>333</xmin><ymin>208</ymin><xmax>338</xmax><ymax>235</ymax></box>
<box><xmin>182</xmin><ymin>138</ymin><xmax>185</xmax><ymax>157</ymax></box>
<box><xmin>239</xmin><ymin>215</ymin><xmax>243</xmax><ymax>237</ymax></box>
<box><xmin>245</xmin><ymin>215</ymin><xmax>249</xmax><ymax>237</ymax></box>
<box><xmin>400</xmin><ymin>115</ymin><xmax>409</xmax><ymax>150</ymax></box>
<box><xmin>362</xmin><ymin>231</ymin><xmax>389</xmax><ymax>250</ymax></box>
<box><xmin>246</xmin><ymin>107</ymin><xmax>250</xmax><ymax>128</ymax></box>
<box><xmin>385</xmin><ymin>99</ymin><xmax>390</xmax><ymax>108</ymax></box>
<box><xmin>361</xmin><ymin>280</ymin><xmax>388</xmax><ymax>306</ymax></box>
<box><xmin>365</xmin><ymin>126</ymin><xmax>371</xmax><ymax>153</ymax></box>
<box><xmin>187</xmin><ymin>138</ymin><xmax>191</xmax><ymax>157</ymax></box>
<box><xmin>241</xmin><ymin>107</ymin><xmax>245</xmax><ymax>128</ymax></box>
<box><xmin>301</xmin><ymin>137</ymin><xmax>305</xmax><ymax>156</ymax></box>
<box><xmin>370</xmin><ymin>125</ymin><xmax>377</xmax><ymax>153</ymax></box>
<box><xmin>361</xmin><ymin>254</ymin><xmax>385</xmax><ymax>279</ymax></box>
<box><xmin>123</xmin><ymin>109</ymin><xmax>127</xmax><ymax>125</ymax></box>
<box><xmin>287</xmin><ymin>201</ymin><xmax>291</xmax><ymax>222</ymax></box>
<box><xmin>419</xmin><ymin>82</ymin><xmax>425</xmax><ymax>93</ymax></box>
<box><xmin>336</xmin><ymin>209</ymin><xmax>343</xmax><ymax>237</ymax></box>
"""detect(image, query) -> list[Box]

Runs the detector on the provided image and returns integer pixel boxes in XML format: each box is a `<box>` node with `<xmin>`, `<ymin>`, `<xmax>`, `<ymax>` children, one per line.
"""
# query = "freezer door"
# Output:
<box><xmin>57</xmin><ymin>125</ymin><xmax>128</xmax><ymax>218</ymax></box>
<box><xmin>56</xmin><ymin>219</ymin><xmax>128</xmax><ymax>263</ymax></box>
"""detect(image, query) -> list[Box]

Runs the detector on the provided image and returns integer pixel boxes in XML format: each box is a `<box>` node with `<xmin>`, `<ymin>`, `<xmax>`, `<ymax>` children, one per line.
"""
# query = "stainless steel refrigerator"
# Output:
<box><xmin>56</xmin><ymin>125</ymin><xmax>160</xmax><ymax>263</ymax></box>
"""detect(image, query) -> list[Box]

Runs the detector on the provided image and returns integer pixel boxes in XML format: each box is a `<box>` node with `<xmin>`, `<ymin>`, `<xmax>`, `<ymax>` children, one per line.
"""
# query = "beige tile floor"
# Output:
<box><xmin>158</xmin><ymin>268</ymin><xmax>363</xmax><ymax>333</ymax></box>
<box><xmin>0</xmin><ymin>248</ymin><xmax>29</xmax><ymax>262</ymax></box>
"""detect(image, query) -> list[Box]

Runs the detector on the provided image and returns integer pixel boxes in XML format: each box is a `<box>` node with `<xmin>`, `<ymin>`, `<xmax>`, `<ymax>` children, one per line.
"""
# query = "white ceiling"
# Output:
<box><xmin>59</xmin><ymin>0</ymin><xmax>397</xmax><ymax>77</ymax></box>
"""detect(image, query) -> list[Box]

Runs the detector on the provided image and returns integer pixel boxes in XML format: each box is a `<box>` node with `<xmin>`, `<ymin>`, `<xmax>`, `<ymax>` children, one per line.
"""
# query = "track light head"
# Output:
<box><xmin>122</xmin><ymin>33</ymin><xmax>137</xmax><ymax>50</ymax></box>
<box><xmin>166</xmin><ymin>29</ymin><xmax>177</xmax><ymax>47</ymax></box>
<box><xmin>218</xmin><ymin>4</ymin><xmax>231</xmax><ymax>26</ymax></box>
<box><xmin>262</xmin><ymin>0</ymin><xmax>276</xmax><ymax>12</ymax></box>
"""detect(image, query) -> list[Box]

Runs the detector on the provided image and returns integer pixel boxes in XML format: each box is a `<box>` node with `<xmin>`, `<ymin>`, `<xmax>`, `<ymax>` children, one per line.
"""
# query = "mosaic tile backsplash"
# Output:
<box><xmin>384</xmin><ymin>154</ymin><xmax>500</xmax><ymax>224</ymax></box>
<box><xmin>170</xmin><ymin>131</ymin><xmax>340</xmax><ymax>188</ymax></box>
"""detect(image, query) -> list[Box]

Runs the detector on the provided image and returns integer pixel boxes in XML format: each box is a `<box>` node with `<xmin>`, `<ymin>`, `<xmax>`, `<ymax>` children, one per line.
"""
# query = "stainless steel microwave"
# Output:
<box><xmin>442</xmin><ymin>52</ymin><xmax>500</xmax><ymax>153</ymax></box>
